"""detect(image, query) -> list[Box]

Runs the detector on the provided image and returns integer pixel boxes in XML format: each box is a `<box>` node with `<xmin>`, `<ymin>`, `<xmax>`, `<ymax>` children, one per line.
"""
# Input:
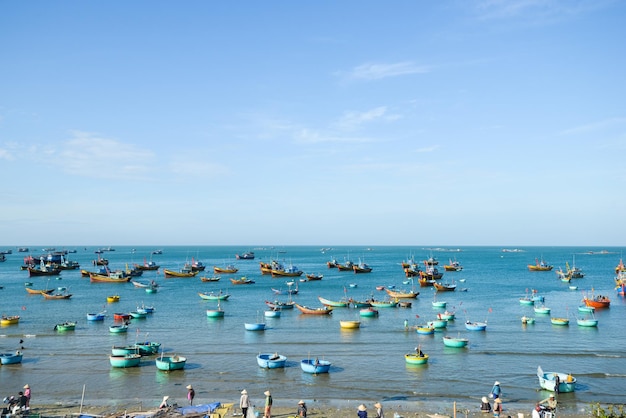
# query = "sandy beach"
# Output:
<box><xmin>28</xmin><ymin>399</ymin><xmax>594</xmax><ymax>418</ymax></box>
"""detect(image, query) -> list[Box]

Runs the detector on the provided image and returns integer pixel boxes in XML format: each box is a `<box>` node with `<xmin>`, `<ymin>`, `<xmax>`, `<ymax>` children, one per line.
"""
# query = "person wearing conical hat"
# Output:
<box><xmin>480</xmin><ymin>397</ymin><xmax>491</xmax><ymax>413</ymax></box>
<box><xmin>22</xmin><ymin>385</ymin><xmax>30</xmax><ymax>409</ymax></box>
<box><xmin>264</xmin><ymin>390</ymin><xmax>272</xmax><ymax>418</ymax></box>
<box><xmin>493</xmin><ymin>398</ymin><xmax>503</xmax><ymax>418</ymax></box>
<box><xmin>186</xmin><ymin>385</ymin><xmax>195</xmax><ymax>406</ymax></box>
<box><xmin>240</xmin><ymin>390</ymin><xmax>250</xmax><ymax>418</ymax></box>
<box><xmin>374</xmin><ymin>402</ymin><xmax>384</xmax><ymax>418</ymax></box>
<box><xmin>297</xmin><ymin>400</ymin><xmax>307</xmax><ymax>418</ymax></box>
<box><xmin>357</xmin><ymin>404</ymin><xmax>367</xmax><ymax>418</ymax></box>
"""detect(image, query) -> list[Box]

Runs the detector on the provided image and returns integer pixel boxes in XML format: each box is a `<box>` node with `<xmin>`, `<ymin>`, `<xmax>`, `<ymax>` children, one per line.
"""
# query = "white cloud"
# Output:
<box><xmin>347</xmin><ymin>62</ymin><xmax>430</xmax><ymax>81</ymax></box>
<box><xmin>334</xmin><ymin>107</ymin><xmax>391</xmax><ymax>131</ymax></box>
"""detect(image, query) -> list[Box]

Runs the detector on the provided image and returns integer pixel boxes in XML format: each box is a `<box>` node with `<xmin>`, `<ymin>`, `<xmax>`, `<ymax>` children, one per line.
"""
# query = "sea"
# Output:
<box><xmin>0</xmin><ymin>246</ymin><xmax>624</xmax><ymax>415</ymax></box>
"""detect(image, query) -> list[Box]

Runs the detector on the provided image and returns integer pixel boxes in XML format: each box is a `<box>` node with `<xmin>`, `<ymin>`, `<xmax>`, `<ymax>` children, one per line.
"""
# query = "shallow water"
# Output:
<box><xmin>0</xmin><ymin>246</ymin><xmax>624</xmax><ymax>413</ymax></box>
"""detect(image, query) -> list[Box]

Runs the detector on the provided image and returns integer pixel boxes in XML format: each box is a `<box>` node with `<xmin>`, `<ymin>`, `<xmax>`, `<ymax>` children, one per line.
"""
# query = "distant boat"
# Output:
<box><xmin>294</xmin><ymin>303</ymin><xmax>333</xmax><ymax>315</ymax></box>
<box><xmin>214</xmin><ymin>265</ymin><xmax>239</xmax><ymax>274</ymax></box>
<box><xmin>156</xmin><ymin>354</ymin><xmax>186</xmax><ymax>371</ymax></box>
<box><xmin>465</xmin><ymin>321</ymin><xmax>487</xmax><ymax>331</ymax></box>
<box><xmin>257</xmin><ymin>353</ymin><xmax>287</xmax><ymax>369</ymax></box>
<box><xmin>550</xmin><ymin>317</ymin><xmax>569</xmax><ymax>326</ymax></box>
<box><xmin>442</xmin><ymin>336</ymin><xmax>469</xmax><ymax>348</ymax></box>
<box><xmin>528</xmin><ymin>258</ymin><xmax>553</xmax><ymax>271</ymax></box>
<box><xmin>339</xmin><ymin>320</ymin><xmax>361</xmax><ymax>329</ymax></box>
<box><xmin>244</xmin><ymin>322</ymin><xmax>266</xmax><ymax>331</ymax></box>
<box><xmin>301</xmin><ymin>358</ymin><xmax>331</xmax><ymax>374</ymax></box>
<box><xmin>54</xmin><ymin>321</ymin><xmax>77</xmax><ymax>332</ymax></box>
<box><xmin>0</xmin><ymin>315</ymin><xmax>20</xmax><ymax>326</ymax></box>
<box><xmin>198</xmin><ymin>291</ymin><xmax>230</xmax><ymax>301</ymax></box>
<box><xmin>163</xmin><ymin>268</ymin><xmax>198</xmax><ymax>278</ymax></box>
<box><xmin>87</xmin><ymin>312</ymin><xmax>106</xmax><ymax>321</ymax></box>
<box><xmin>109</xmin><ymin>324</ymin><xmax>129</xmax><ymax>333</ymax></box>
<box><xmin>236</xmin><ymin>251</ymin><xmax>255</xmax><ymax>260</ymax></box>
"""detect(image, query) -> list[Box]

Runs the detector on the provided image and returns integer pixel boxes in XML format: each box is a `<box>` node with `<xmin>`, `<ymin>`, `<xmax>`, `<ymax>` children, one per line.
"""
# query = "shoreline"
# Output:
<box><xmin>27</xmin><ymin>398</ymin><xmax>599</xmax><ymax>418</ymax></box>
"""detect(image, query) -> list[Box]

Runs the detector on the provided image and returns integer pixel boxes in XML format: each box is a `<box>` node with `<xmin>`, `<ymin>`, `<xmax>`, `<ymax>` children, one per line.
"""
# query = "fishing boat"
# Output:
<box><xmin>416</xmin><ymin>325</ymin><xmax>435</xmax><ymax>335</ymax></box>
<box><xmin>25</xmin><ymin>287</ymin><xmax>54</xmax><ymax>295</ymax></box>
<box><xmin>537</xmin><ymin>366</ymin><xmax>576</xmax><ymax>392</ymax></box>
<box><xmin>405</xmin><ymin>350</ymin><xmax>429</xmax><ymax>365</ymax></box>
<box><xmin>109</xmin><ymin>354</ymin><xmax>141</xmax><ymax>368</ymax></box>
<box><xmin>528</xmin><ymin>258</ymin><xmax>553</xmax><ymax>271</ymax></box>
<box><xmin>163</xmin><ymin>268</ymin><xmax>198</xmax><ymax>278</ymax></box>
<box><xmin>129</xmin><ymin>311</ymin><xmax>148</xmax><ymax>319</ymax></box>
<box><xmin>133</xmin><ymin>260</ymin><xmax>160</xmax><ymax>271</ymax></box>
<box><xmin>156</xmin><ymin>354</ymin><xmax>187</xmax><ymax>371</ymax></box>
<box><xmin>111</xmin><ymin>345</ymin><xmax>140</xmax><ymax>356</ymax></box>
<box><xmin>336</xmin><ymin>260</ymin><xmax>355</xmax><ymax>271</ymax></box>
<box><xmin>0</xmin><ymin>351</ymin><xmax>23</xmax><ymax>365</ymax></box>
<box><xmin>582</xmin><ymin>294</ymin><xmax>611</xmax><ymax>309</ymax></box>
<box><xmin>550</xmin><ymin>317</ymin><xmax>569</xmax><ymax>326</ymax></box>
<box><xmin>230</xmin><ymin>277</ymin><xmax>255</xmax><ymax>285</ymax></box>
<box><xmin>433</xmin><ymin>282</ymin><xmax>457</xmax><ymax>292</ymax></box>
<box><xmin>385</xmin><ymin>289</ymin><xmax>419</xmax><ymax>299</ymax></box>
<box><xmin>213</xmin><ymin>265</ymin><xmax>239</xmax><ymax>274</ymax></box>
<box><xmin>359</xmin><ymin>307</ymin><xmax>379</xmax><ymax>317</ymax></box>
<box><xmin>437</xmin><ymin>311</ymin><xmax>456</xmax><ymax>321</ymax></box>
<box><xmin>305</xmin><ymin>273</ymin><xmax>323</xmax><ymax>281</ymax></box>
<box><xmin>294</xmin><ymin>303</ymin><xmax>333</xmax><ymax>315</ymax></box>
<box><xmin>534</xmin><ymin>305</ymin><xmax>551</xmax><ymax>315</ymax></box>
<box><xmin>27</xmin><ymin>265</ymin><xmax>61</xmax><ymax>276</ymax></box>
<box><xmin>349</xmin><ymin>299</ymin><xmax>372</xmax><ymax>308</ymax></box>
<box><xmin>113</xmin><ymin>313</ymin><xmax>131</xmax><ymax>321</ymax></box>
<box><xmin>576</xmin><ymin>317</ymin><xmax>598</xmax><ymax>327</ymax></box>
<box><xmin>339</xmin><ymin>320</ymin><xmax>361</xmax><ymax>329</ymax></box>
<box><xmin>300</xmin><ymin>358</ymin><xmax>331</xmax><ymax>374</ymax></box>
<box><xmin>442</xmin><ymin>336</ymin><xmax>469</xmax><ymax>348</ymax></box>
<box><xmin>419</xmin><ymin>266</ymin><xmax>444</xmax><ymax>280</ymax></box>
<box><xmin>109</xmin><ymin>324</ymin><xmax>129</xmax><ymax>333</ymax></box>
<box><xmin>521</xmin><ymin>316</ymin><xmax>535</xmax><ymax>325</ymax></box>
<box><xmin>578</xmin><ymin>305</ymin><xmax>595</xmax><ymax>313</ymax></box>
<box><xmin>236</xmin><ymin>251</ymin><xmax>255</xmax><ymax>260</ymax></box>
<box><xmin>271</xmin><ymin>263</ymin><xmax>304</xmax><ymax>277</ymax></box>
<box><xmin>257</xmin><ymin>353</ymin><xmax>287</xmax><ymax>369</ymax></box>
<box><xmin>0</xmin><ymin>315</ymin><xmax>20</xmax><ymax>326</ymax></box>
<box><xmin>265</xmin><ymin>300</ymin><xmax>295</xmax><ymax>310</ymax></box>
<box><xmin>418</xmin><ymin>278</ymin><xmax>436</xmax><ymax>287</ymax></box>
<box><xmin>198</xmin><ymin>291</ymin><xmax>230</xmax><ymax>301</ymax></box>
<box><xmin>443</xmin><ymin>259</ymin><xmax>463</xmax><ymax>271</ymax></box>
<box><xmin>353</xmin><ymin>260</ymin><xmax>372</xmax><ymax>273</ymax></box>
<box><xmin>42</xmin><ymin>292</ymin><xmax>72</xmax><ymax>300</ymax></box>
<box><xmin>89</xmin><ymin>271</ymin><xmax>131</xmax><ymax>283</ymax></box>
<box><xmin>87</xmin><ymin>312</ymin><xmax>106</xmax><ymax>321</ymax></box>
<box><xmin>432</xmin><ymin>300</ymin><xmax>447</xmax><ymax>308</ymax></box>
<box><xmin>54</xmin><ymin>321</ymin><xmax>76</xmax><ymax>331</ymax></box>
<box><xmin>264</xmin><ymin>309</ymin><xmax>281</xmax><ymax>318</ymax></box>
<box><xmin>465</xmin><ymin>321</ymin><xmax>487</xmax><ymax>331</ymax></box>
<box><xmin>206</xmin><ymin>301</ymin><xmax>225</xmax><ymax>318</ymax></box>
<box><xmin>318</xmin><ymin>296</ymin><xmax>349</xmax><ymax>308</ymax></box>
<box><xmin>427</xmin><ymin>319</ymin><xmax>448</xmax><ymax>329</ymax></box>
<box><xmin>131</xmin><ymin>279</ymin><xmax>157</xmax><ymax>288</ymax></box>
<box><xmin>107</xmin><ymin>295</ymin><xmax>120</xmax><ymax>303</ymax></box>
<box><xmin>200</xmin><ymin>276</ymin><xmax>221</xmax><ymax>282</ymax></box>
<box><xmin>244</xmin><ymin>322</ymin><xmax>266</xmax><ymax>331</ymax></box>
<box><xmin>134</xmin><ymin>342</ymin><xmax>161</xmax><ymax>355</ymax></box>
<box><xmin>368</xmin><ymin>300</ymin><xmax>398</xmax><ymax>308</ymax></box>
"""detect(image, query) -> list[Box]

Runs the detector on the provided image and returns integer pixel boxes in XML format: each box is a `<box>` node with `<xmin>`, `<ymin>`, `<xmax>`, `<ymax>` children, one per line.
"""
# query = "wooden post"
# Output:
<box><xmin>453</xmin><ymin>401</ymin><xmax>457</xmax><ymax>418</ymax></box>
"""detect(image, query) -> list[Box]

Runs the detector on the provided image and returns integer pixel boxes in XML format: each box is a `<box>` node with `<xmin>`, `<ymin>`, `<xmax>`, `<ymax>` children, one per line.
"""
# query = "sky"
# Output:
<box><xmin>1</xmin><ymin>0</ymin><xmax>625</xmax><ymax>247</ymax></box>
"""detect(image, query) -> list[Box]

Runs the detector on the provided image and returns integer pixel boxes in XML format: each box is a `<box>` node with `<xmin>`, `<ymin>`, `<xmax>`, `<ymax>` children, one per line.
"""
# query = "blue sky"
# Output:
<box><xmin>1</xmin><ymin>0</ymin><xmax>625</xmax><ymax>246</ymax></box>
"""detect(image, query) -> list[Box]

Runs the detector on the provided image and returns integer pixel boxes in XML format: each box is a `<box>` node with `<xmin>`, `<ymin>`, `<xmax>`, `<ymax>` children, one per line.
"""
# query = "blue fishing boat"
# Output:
<box><xmin>359</xmin><ymin>307</ymin><xmax>379</xmax><ymax>317</ymax></box>
<box><xmin>111</xmin><ymin>346</ymin><xmax>139</xmax><ymax>356</ymax></box>
<box><xmin>257</xmin><ymin>353</ymin><xmax>287</xmax><ymax>369</ymax></box>
<box><xmin>0</xmin><ymin>351</ymin><xmax>23</xmax><ymax>365</ymax></box>
<box><xmin>427</xmin><ymin>319</ymin><xmax>448</xmax><ymax>329</ymax></box>
<box><xmin>109</xmin><ymin>324</ymin><xmax>128</xmax><ymax>333</ymax></box>
<box><xmin>109</xmin><ymin>354</ymin><xmax>141</xmax><ymax>368</ymax></box>
<box><xmin>87</xmin><ymin>312</ymin><xmax>106</xmax><ymax>321</ymax></box>
<box><xmin>442</xmin><ymin>336</ymin><xmax>469</xmax><ymax>348</ymax></box>
<box><xmin>129</xmin><ymin>311</ymin><xmax>148</xmax><ymax>319</ymax></box>
<box><xmin>537</xmin><ymin>366</ymin><xmax>576</xmax><ymax>392</ymax></box>
<box><xmin>465</xmin><ymin>321</ymin><xmax>487</xmax><ymax>331</ymax></box>
<box><xmin>301</xmin><ymin>358</ymin><xmax>331</xmax><ymax>374</ymax></box>
<box><xmin>244</xmin><ymin>322</ymin><xmax>266</xmax><ymax>331</ymax></box>
<box><xmin>156</xmin><ymin>354</ymin><xmax>186</xmax><ymax>371</ymax></box>
<box><xmin>134</xmin><ymin>341</ymin><xmax>161</xmax><ymax>355</ymax></box>
<box><xmin>264</xmin><ymin>309</ymin><xmax>281</xmax><ymax>318</ymax></box>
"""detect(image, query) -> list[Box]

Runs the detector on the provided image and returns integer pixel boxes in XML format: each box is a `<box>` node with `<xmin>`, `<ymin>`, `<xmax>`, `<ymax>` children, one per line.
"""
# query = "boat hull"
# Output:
<box><xmin>156</xmin><ymin>356</ymin><xmax>186</xmax><ymax>371</ymax></box>
<box><xmin>257</xmin><ymin>353</ymin><xmax>287</xmax><ymax>369</ymax></box>
<box><xmin>537</xmin><ymin>367</ymin><xmax>576</xmax><ymax>392</ymax></box>
<box><xmin>0</xmin><ymin>352</ymin><xmax>23</xmax><ymax>365</ymax></box>
<box><xmin>244</xmin><ymin>323</ymin><xmax>266</xmax><ymax>331</ymax></box>
<box><xmin>339</xmin><ymin>320</ymin><xmax>361</xmax><ymax>329</ymax></box>
<box><xmin>443</xmin><ymin>337</ymin><xmax>468</xmax><ymax>348</ymax></box>
<box><xmin>109</xmin><ymin>354</ymin><xmax>141</xmax><ymax>368</ymax></box>
<box><xmin>405</xmin><ymin>353</ymin><xmax>429</xmax><ymax>365</ymax></box>
<box><xmin>301</xmin><ymin>359</ymin><xmax>331</xmax><ymax>374</ymax></box>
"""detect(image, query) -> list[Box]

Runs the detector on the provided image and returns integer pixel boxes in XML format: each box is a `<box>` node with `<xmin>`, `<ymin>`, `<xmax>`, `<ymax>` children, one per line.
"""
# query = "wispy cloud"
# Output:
<box><xmin>294</xmin><ymin>128</ymin><xmax>374</xmax><ymax>144</ymax></box>
<box><xmin>559</xmin><ymin>117</ymin><xmax>626</xmax><ymax>136</ymax></box>
<box><xmin>346</xmin><ymin>62</ymin><xmax>430</xmax><ymax>81</ymax></box>
<box><xmin>333</xmin><ymin>106</ymin><xmax>401</xmax><ymax>131</ymax></box>
<box><xmin>474</xmin><ymin>0</ymin><xmax>611</xmax><ymax>21</ymax></box>
<box><xmin>52</xmin><ymin>131</ymin><xmax>157</xmax><ymax>180</ymax></box>
<box><xmin>0</xmin><ymin>148</ymin><xmax>14</xmax><ymax>160</ymax></box>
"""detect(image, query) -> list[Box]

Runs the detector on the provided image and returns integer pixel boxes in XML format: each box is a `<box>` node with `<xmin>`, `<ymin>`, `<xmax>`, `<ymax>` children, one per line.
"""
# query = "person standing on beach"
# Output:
<box><xmin>357</xmin><ymin>404</ymin><xmax>367</xmax><ymax>418</ymax></box>
<box><xmin>263</xmin><ymin>390</ymin><xmax>272</xmax><ymax>418</ymax></box>
<box><xmin>186</xmin><ymin>385</ymin><xmax>195</xmax><ymax>405</ymax></box>
<box><xmin>493</xmin><ymin>398</ymin><xmax>502</xmax><ymax>418</ymax></box>
<box><xmin>374</xmin><ymin>402</ymin><xmax>384</xmax><ymax>418</ymax></box>
<box><xmin>480</xmin><ymin>397</ymin><xmax>491</xmax><ymax>413</ymax></box>
<box><xmin>240</xmin><ymin>390</ymin><xmax>250</xmax><ymax>418</ymax></box>
<box><xmin>23</xmin><ymin>385</ymin><xmax>30</xmax><ymax>408</ymax></box>
<box><xmin>490</xmin><ymin>381</ymin><xmax>501</xmax><ymax>399</ymax></box>
<box><xmin>297</xmin><ymin>400</ymin><xmax>307</xmax><ymax>418</ymax></box>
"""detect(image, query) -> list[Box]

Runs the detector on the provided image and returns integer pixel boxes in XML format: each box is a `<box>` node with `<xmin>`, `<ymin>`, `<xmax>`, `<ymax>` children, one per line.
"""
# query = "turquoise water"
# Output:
<box><xmin>0</xmin><ymin>246</ymin><xmax>624</xmax><ymax>414</ymax></box>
